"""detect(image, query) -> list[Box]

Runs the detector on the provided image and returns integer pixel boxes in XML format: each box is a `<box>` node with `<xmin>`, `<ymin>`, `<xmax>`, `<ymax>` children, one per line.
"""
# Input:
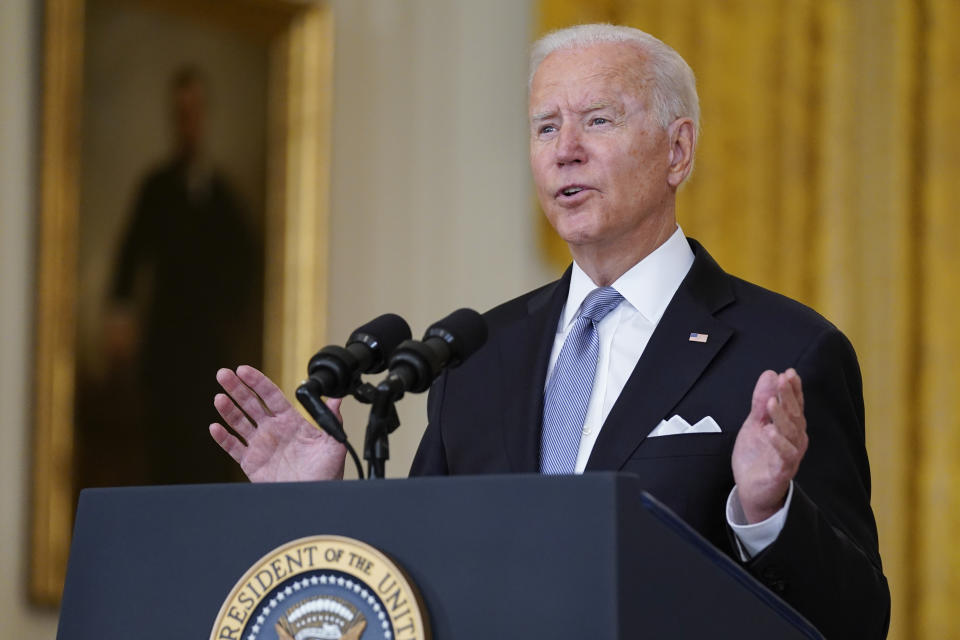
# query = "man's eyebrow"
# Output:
<box><xmin>531</xmin><ymin>102</ymin><xmax>623</xmax><ymax>121</ymax></box>
<box><xmin>581</xmin><ymin>102</ymin><xmax>612</xmax><ymax>111</ymax></box>
<box><xmin>579</xmin><ymin>101</ymin><xmax>626</xmax><ymax>115</ymax></box>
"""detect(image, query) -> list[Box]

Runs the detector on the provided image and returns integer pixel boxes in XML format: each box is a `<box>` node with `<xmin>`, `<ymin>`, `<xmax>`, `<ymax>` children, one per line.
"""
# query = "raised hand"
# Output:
<box><xmin>209</xmin><ymin>365</ymin><xmax>346</xmax><ymax>482</ymax></box>
<box><xmin>731</xmin><ymin>368</ymin><xmax>808</xmax><ymax>523</ymax></box>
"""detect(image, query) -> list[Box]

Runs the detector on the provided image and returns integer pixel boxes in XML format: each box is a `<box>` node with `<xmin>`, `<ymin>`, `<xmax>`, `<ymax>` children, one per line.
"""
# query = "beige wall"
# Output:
<box><xmin>328</xmin><ymin>0</ymin><xmax>549</xmax><ymax>474</ymax></box>
<box><xmin>0</xmin><ymin>0</ymin><xmax>541</xmax><ymax>632</ymax></box>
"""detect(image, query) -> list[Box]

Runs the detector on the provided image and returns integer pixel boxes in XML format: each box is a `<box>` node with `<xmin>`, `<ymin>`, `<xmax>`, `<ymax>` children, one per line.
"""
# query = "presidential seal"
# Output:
<box><xmin>210</xmin><ymin>535</ymin><xmax>429</xmax><ymax>640</ymax></box>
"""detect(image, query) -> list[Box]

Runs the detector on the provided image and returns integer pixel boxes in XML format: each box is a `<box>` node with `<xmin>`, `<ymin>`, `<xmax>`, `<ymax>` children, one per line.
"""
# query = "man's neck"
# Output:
<box><xmin>570</xmin><ymin>214</ymin><xmax>679</xmax><ymax>286</ymax></box>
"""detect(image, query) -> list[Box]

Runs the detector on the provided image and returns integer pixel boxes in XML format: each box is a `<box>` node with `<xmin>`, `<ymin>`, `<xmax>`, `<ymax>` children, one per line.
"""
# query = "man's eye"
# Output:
<box><xmin>590</xmin><ymin>117</ymin><xmax>609</xmax><ymax>126</ymax></box>
<box><xmin>539</xmin><ymin>124</ymin><xmax>557</xmax><ymax>135</ymax></box>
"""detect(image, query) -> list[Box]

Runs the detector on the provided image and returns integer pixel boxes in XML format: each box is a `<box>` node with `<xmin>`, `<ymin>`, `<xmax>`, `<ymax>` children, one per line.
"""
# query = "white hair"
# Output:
<box><xmin>529</xmin><ymin>24</ymin><xmax>700</xmax><ymax>134</ymax></box>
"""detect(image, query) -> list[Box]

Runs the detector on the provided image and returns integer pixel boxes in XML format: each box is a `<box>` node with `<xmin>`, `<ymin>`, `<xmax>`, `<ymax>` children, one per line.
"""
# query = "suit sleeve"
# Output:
<box><xmin>409</xmin><ymin>372</ymin><xmax>450</xmax><ymax>476</ymax></box>
<box><xmin>111</xmin><ymin>176</ymin><xmax>158</xmax><ymax>300</ymax></box>
<box><xmin>746</xmin><ymin>326</ymin><xmax>890</xmax><ymax>639</ymax></box>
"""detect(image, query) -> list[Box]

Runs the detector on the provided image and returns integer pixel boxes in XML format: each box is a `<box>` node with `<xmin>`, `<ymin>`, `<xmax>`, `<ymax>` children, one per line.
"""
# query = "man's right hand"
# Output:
<box><xmin>209</xmin><ymin>365</ymin><xmax>346</xmax><ymax>482</ymax></box>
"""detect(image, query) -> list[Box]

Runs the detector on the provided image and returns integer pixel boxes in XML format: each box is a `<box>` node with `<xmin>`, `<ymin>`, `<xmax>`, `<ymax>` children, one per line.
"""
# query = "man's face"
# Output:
<box><xmin>172</xmin><ymin>82</ymin><xmax>206</xmax><ymax>158</ymax></box>
<box><xmin>529</xmin><ymin>43</ymin><xmax>674</xmax><ymax>252</ymax></box>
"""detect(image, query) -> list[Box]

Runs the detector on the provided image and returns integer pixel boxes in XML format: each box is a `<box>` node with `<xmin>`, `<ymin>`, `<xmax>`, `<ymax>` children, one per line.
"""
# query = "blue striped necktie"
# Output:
<box><xmin>540</xmin><ymin>286</ymin><xmax>624</xmax><ymax>474</ymax></box>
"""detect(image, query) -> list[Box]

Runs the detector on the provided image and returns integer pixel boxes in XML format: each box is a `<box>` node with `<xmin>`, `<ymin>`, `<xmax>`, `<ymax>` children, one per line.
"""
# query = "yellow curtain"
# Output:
<box><xmin>536</xmin><ymin>1</ymin><xmax>960</xmax><ymax>638</ymax></box>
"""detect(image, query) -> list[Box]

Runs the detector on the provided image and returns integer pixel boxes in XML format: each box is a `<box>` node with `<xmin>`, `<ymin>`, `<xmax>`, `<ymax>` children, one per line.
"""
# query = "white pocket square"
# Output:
<box><xmin>648</xmin><ymin>415</ymin><xmax>722</xmax><ymax>437</ymax></box>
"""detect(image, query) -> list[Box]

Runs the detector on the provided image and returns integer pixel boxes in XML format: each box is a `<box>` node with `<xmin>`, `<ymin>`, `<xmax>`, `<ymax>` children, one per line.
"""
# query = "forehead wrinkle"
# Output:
<box><xmin>531</xmin><ymin>75</ymin><xmax>643</xmax><ymax>117</ymax></box>
<box><xmin>585</xmin><ymin>66</ymin><xmax>648</xmax><ymax>105</ymax></box>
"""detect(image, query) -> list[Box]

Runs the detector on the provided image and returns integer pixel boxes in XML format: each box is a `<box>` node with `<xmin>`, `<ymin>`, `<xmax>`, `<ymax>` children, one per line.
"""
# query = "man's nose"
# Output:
<box><xmin>556</xmin><ymin>126</ymin><xmax>585</xmax><ymax>166</ymax></box>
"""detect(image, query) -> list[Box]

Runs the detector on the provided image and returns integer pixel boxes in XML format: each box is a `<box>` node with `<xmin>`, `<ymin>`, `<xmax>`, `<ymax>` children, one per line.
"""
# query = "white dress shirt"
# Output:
<box><xmin>545</xmin><ymin>225</ymin><xmax>791</xmax><ymax>558</ymax></box>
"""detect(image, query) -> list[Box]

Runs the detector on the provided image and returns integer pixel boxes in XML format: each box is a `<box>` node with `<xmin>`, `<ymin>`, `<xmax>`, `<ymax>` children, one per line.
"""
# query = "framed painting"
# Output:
<box><xmin>31</xmin><ymin>0</ymin><xmax>333</xmax><ymax>604</ymax></box>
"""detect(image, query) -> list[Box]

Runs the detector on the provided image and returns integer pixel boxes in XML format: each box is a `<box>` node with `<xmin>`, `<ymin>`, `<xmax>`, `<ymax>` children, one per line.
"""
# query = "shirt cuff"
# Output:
<box><xmin>726</xmin><ymin>481</ymin><xmax>794</xmax><ymax>560</ymax></box>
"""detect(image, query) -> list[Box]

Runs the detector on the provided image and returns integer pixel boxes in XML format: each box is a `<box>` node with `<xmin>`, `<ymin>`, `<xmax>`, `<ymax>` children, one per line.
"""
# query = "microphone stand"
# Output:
<box><xmin>297</xmin><ymin>377</ymin><xmax>403</xmax><ymax>480</ymax></box>
<box><xmin>352</xmin><ymin>382</ymin><xmax>401</xmax><ymax>479</ymax></box>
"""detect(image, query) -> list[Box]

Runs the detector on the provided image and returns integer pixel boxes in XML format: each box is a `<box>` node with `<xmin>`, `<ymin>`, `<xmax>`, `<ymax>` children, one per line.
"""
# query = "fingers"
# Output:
<box><xmin>217</xmin><ymin>367</ymin><xmax>271</xmax><ymax>422</ymax></box>
<box><xmin>766</xmin><ymin>396</ymin><xmax>808</xmax><ymax>451</ymax></box>
<box><xmin>236</xmin><ymin>365</ymin><xmax>294</xmax><ymax>416</ymax></box>
<box><xmin>762</xmin><ymin>370</ymin><xmax>806</xmax><ymax>449</ymax></box>
<box><xmin>214</xmin><ymin>393</ymin><xmax>256</xmax><ymax>441</ymax></box>
<box><xmin>750</xmin><ymin>369</ymin><xmax>805</xmax><ymax>424</ymax></box>
<box><xmin>760</xmin><ymin>422</ymin><xmax>802</xmax><ymax>467</ymax></box>
<box><xmin>776</xmin><ymin>369</ymin><xmax>804</xmax><ymax>418</ymax></box>
<box><xmin>209</xmin><ymin>423</ymin><xmax>246</xmax><ymax>465</ymax></box>
<box><xmin>748</xmin><ymin>370</ymin><xmax>779</xmax><ymax>423</ymax></box>
<box><xmin>325</xmin><ymin>397</ymin><xmax>343</xmax><ymax>424</ymax></box>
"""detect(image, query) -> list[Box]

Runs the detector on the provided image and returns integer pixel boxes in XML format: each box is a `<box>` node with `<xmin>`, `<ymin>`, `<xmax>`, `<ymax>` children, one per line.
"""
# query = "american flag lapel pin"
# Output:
<box><xmin>689</xmin><ymin>332</ymin><xmax>708</xmax><ymax>343</ymax></box>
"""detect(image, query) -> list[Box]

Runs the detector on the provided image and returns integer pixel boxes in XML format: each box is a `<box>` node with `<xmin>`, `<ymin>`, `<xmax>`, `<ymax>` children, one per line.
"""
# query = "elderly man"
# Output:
<box><xmin>210</xmin><ymin>24</ymin><xmax>889</xmax><ymax>638</ymax></box>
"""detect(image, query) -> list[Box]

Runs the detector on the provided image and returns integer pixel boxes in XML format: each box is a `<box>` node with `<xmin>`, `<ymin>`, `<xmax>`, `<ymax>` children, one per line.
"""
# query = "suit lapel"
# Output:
<box><xmin>498</xmin><ymin>269</ymin><xmax>570</xmax><ymax>473</ymax></box>
<box><xmin>585</xmin><ymin>240</ymin><xmax>736</xmax><ymax>471</ymax></box>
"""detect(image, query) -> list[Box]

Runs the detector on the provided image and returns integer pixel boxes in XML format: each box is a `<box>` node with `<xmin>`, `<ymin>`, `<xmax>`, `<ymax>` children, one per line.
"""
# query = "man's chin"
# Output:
<box><xmin>556</xmin><ymin>228</ymin><xmax>603</xmax><ymax>251</ymax></box>
<box><xmin>544</xmin><ymin>209</ymin><xmax>597</xmax><ymax>241</ymax></box>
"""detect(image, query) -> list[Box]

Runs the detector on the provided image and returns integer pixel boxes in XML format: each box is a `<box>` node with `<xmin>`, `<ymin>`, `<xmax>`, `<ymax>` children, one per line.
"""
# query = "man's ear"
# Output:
<box><xmin>667</xmin><ymin>117</ymin><xmax>696</xmax><ymax>188</ymax></box>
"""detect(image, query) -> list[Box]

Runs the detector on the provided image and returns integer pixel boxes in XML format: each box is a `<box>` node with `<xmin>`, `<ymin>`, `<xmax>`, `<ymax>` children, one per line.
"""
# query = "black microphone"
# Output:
<box><xmin>378</xmin><ymin>308</ymin><xmax>488</xmax><ymax>399</ymax></box>
<box><xmin>305</xmin><ymin>313</ymin><xmax>412</xmax><ymax>398</ymax></box>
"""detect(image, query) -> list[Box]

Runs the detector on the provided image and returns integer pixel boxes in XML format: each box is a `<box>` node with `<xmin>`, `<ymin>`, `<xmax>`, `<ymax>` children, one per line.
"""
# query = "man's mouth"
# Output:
<box><xmin>557</xmin><ymin>185</ymin><xmax>590</xmax><ymax>198</ymax></box>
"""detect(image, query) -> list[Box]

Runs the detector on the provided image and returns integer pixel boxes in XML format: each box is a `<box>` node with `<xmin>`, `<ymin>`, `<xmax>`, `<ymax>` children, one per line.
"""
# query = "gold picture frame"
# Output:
<box><xmin>31</xmin><ymin>0</ymin><xmax>333</xmax><ymax>605</ymax></box>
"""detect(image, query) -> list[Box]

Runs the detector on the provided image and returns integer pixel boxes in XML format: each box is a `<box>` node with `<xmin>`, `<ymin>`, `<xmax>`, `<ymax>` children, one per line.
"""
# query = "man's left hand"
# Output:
<box><xmin>732</xmin><ymin>368</ymin><xmax>808</xmax><ymax>523</ymax></box>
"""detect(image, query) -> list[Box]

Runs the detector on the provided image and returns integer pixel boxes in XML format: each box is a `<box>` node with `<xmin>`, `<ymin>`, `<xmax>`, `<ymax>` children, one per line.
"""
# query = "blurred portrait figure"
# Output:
<box><xmin>78</xmin><ymin>64</ymin><xmax>263</xmax><ymax>487</ymax></box>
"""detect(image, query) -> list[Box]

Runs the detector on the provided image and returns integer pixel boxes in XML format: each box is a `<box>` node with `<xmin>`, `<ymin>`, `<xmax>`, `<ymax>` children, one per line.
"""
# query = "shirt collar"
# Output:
<box><xmin>562</xmin><ymin>226</ymin><xmax>695</xmax><ymax>329</ymax></box>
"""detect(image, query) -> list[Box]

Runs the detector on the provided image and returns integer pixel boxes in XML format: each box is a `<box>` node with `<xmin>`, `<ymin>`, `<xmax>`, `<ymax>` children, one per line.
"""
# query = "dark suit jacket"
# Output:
<box><xmin>411</xmin><ymin>239</ymin><xmax>890</xmax><ymax>639</ymax></box>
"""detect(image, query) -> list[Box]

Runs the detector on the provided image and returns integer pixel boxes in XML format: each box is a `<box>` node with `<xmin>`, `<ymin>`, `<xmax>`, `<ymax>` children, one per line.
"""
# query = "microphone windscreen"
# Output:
<box><xmin>424</xmin><ymin>308</ymin><xmax>488</xmax><ymax>364</ymax></box>
<box><xmin>349</xmin><ymin>313</ymin><xmax>412</xmax><ymax>372</ymax></box>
